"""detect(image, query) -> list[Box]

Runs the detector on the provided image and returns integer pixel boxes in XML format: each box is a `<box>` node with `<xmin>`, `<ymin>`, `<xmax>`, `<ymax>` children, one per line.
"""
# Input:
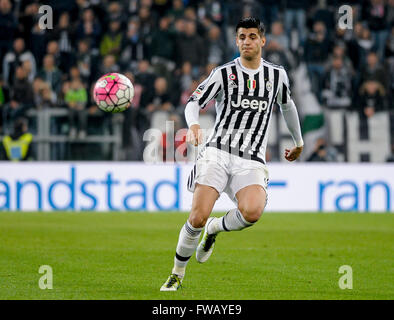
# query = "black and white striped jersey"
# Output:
<box><xmin>187</xmin><ymin>57</ymin><xmax>293</xmax><ymax>164</ymax></box>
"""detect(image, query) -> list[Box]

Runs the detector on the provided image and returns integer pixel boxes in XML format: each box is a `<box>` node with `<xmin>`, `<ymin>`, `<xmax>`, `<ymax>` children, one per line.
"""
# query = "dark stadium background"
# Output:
<box><xmin>0</xmin><ymin>0</ymin><xmax>393</xmax><ymax>302</ymax></box>
<box><xmin>0</xmin><ymin>0</ymin><xmax>393</xmax><ymax>162</ymax></box>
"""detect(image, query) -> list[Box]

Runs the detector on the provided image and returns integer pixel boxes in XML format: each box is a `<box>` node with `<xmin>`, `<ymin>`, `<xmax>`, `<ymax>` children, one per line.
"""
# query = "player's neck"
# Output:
<box><xmin>239</xmin><ymin>56</ymin><xmax>261</xmax><ymax>70</ymax></box>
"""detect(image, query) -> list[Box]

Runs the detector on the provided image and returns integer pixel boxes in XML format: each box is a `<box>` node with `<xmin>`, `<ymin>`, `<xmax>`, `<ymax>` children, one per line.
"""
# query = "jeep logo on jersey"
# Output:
<box><xmin>230</xmin><ymin>95</ymin><xmax>269</xmax><ymax>113</ymax></box>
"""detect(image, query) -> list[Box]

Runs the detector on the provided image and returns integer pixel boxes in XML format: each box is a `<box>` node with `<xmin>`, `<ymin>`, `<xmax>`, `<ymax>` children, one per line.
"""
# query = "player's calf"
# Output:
<box><xmin>196</xmin><ymin>208</ymin><xmax>257</xmax><ymax>263</ymax></box>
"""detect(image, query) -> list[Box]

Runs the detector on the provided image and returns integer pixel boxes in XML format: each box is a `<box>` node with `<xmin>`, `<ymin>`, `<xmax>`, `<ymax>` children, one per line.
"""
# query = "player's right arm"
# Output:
<box><xmin>184</xmin><ymin>68</ymin><xmax>223</xmax><ymax>146</ymax></box>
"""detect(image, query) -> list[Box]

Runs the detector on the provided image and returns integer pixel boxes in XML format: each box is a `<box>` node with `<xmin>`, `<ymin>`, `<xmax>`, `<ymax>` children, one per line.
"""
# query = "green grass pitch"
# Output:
<box><xmin>0</xmin><ymin>212</ymin><xmax>393</xmax><ymax>300</ymax></box>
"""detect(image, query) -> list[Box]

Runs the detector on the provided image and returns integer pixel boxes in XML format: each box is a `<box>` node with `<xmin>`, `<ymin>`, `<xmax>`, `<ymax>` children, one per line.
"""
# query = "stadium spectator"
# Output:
<box><xmin>143</xmin><ymin>76</ymin><xmax>173</xmax><ymax>113</ymax></box>
<box><xmin>150</xmin><ymin>16</ymin><xmax>177</xmax><ymax>78</ymax></box>
<box><xmin>2</xmin><ymin>38</ymin><xmax>37</xmax><ymax>87</ymax></box>
<box><xmin>258</xmin><ymin>0</ymin><xmax>279</xmax><ymax>33</ymax></box>
<box><xmin>46</xmin><ymin>40</ymin><xmax>60</xmax><ymax>58</ymax></box>
<box><xmin>100</xmin><ymin>54</ymin><xmax>120</xmax><ymax>75</ymax></box>
<box><xmin>167</xmin><ymin>0</ymin><xmax>185</xmax><ymax>21</ymax></box>
<box><xmin>264</xmin><ymin>40</ymin><xmax>292</xmax><ymax>71</ymax></box>
<box><xmin>21</xmin><ymin>59</ymin><xmax>35</xmax><ymax>84</ymax></box>
<box><xmin>64</xmin><ymin>78</ymin><xmax>88</xmax><ymax>139</ymax></box>
<box><xmin>202</xmin><ymin>0</ymin><xmax>225</xmax><ymax>26</ymax></box>
<box><xmin>99</xmin><ymin>19</ymin><xmax>124</xmax><ymax>61</ymax></box>
<box><xmin>175</xmin><ymin>19</ymin><xmax>206</xmax><ymax>76</ymax></box>
<box><xmin>139</xmin><ymin>76</ymin><xmax>173</xmax><ymax>134</ymax></box>
<box><xmin>345</xmin><ymin>22</ymin><xmax>366</xmax><ymax>70</ymax></box>
<box><xmin>0</xmin><ymin>76</ymin><xmax>9</xmax><ymax>133</ymax></box>
<box><xmin>178</xmin><ymin>61</ymin><xmax>193</xmax><ymax>93</ymax></box>
<box><xmin>37</xmin><ymin>54</ymin><xmax>62</xmax><ymax>96</ymax></box>
<box><xmin>388</xmin><ymin>0</ymin><xmax>394</xmax><ymax>26</ymax></box>
<box><xmin>119</xmin><ymin>18</ymin><xmax>146</xmax><ymax>72</ymax></box>
<box><xmin>178</xmin><ymin>78</ymin><xmax>198</xmax><ymax>108</ymax></box>
<box><xmin>322</xmin><ymin>55</ymin><xmax>353</xmax><ymax>109</ymax></box>
<box><xmin>2</xmin><ymin>66</ymin><xmax>34</xmax><ymax>134</ymax></box>
<box><xmin>385</xmin><ymin>26</ymin><xmax>394</xmax><ymax>98</ymax></box>
<box><xmin>264</xmin><ymin>31</ymin><xmax>292</xmax><ymax>72</ymax></box>
<box><xmin>0</xmin><ymin>0</ymin><xmax>18</xmax><ymax>70</ymax></box>
<box><xmin>33</xmin><ymin>77</ymin><xmax>52</xmax><ymax>110</ymax></box>
<box><xmin>135</xmin><ymin>59</ymin><xmax>156</xmax><ymax>98</ymax></box>
<box><xmin>359</xmin><ymin>51</ymin><xmax>389</xmax><ymax>90</ymax></box>
<box><xmin>49</xmin><ymin>12</ymin><xmax>76</xmax><ymax>73</ymax></box>
<box><xmin>172</xmin><ymin>61</ymin><xmax>195</xmax><ymax>110</ymax></box>
<box><xmin>356</xmin><ymin>25</ymin><xmax>377</xmax><ymax>67</ymax></box>
<box><xmin>138</xmin><ymin>4</ymin><xmax>157</xmax><ymax>40</ymax></box>
<box><xmin>385</xmin><ymin>26</ymin><xmax>394</xmax><ymax>59</ymax></box>
<box><xmin>32</xmin><ymin>77</ymin><xmax>56</xmax><ymax>110</ymax></box>
<box><xmin>0</xmin><ymin>117</ymin><xmax>34</xmax><ymax>161</ymax></box>
<box><xmin>283</xmin><ymin>0</ymin><xmax>309</xmax><ymax>45</ymax></box>
<box><xmin>310</xmin><ymin>0</ymin><xmax>336</xmax><ymax>32</ymax></box>
<box><xmin>75</xmin><ymin>8</ymin><xmax>102</xmax><ymax>50</ymax></box>
<box><xmin>124</xmin><ymin>71</ymin><xmax>142</xmax><ymax>110</ymax></box>
<box><xmin>120</xmin><ymin>71</ymin><xmax>144</xmax><ymax>160</ymax></box>
<box><xmin>75</xmin><ymin>38</ymin><xmax>99</xmax><ymax>86</ymax></box>
<box><xmin>45</xmin><ymin>40</ymin><xmax>69</xmax><ymax>76</ymax></box>
<box><xmin>151</xmin><ymin>0</ymin><xmax>172</xmax><ymax>18</ymax></box>
<box><xmin>69</xmin><ymin>65</ymin><xmax>83</xmax><ymax>83</ymax></box>
<box><xmin>307</xmin><ymin>138</ymin><xmax>338</xmax><ymax>162</ymax></box>
<box><xmin>357</xmin><ymin>80</ymin><xmax>387</xmax><ymax>118</ymax></box>
<box><xmin>267</xmin><ymin>21</ymin><xmax>290</xmax><ymax>51</ymax></box>
<box><xmin>332</xmin><ymin>25</ymin><xmax>353</xmax><ymax>51</ymax></box>
<box><xmin>327</xmin><ymin>44</ymin><xmax>354</xmax><ymax>74</ymax></box>
<box><xmin>240</xmin><ymin>0</ymin><xmax>263</xmax><ymax>25</ymax></box>
<box><xmin>16</xmin><ymin>1</ymin><xmax>40</xmax><ymax>44</ymax></box>
<box><xmin>29</xmin><ymin>20</ymin><xmax>48</xmax><ymax>72</ymax></box>
<box><xmin>304</xmin><ymin>21</ymin><xmax>331</xmax><ymax>102</ymax></box>
<box><xmin>183</xmin><ymin>6</ymin><xmax>207</xmax><ymax>36</ymax></box>
<box><xmin>207</xmin><ymin>25</ymin><xmax>227</xmax><ymax>66</ymax></box>
<box><xmin>106</xmin><ymin>1</ymin><xmax>127</xmax><ymax>25</ymax></box>
<box><xmin>362</xmin><ymin>0</ymin><xmax>389</xmax><ymax>59</ymax></box>
<box><xmin>127</xmin><ymin>0</ymin><xmax>139</xmax><ymax>15</ymax></box>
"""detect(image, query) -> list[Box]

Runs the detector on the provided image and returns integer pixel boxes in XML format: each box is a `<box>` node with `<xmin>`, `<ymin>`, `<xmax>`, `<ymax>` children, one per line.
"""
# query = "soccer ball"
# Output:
<box><xmin>93</xmin><ymin>73</ymin><xmax>134</xmax><ymax>113</ymax></box>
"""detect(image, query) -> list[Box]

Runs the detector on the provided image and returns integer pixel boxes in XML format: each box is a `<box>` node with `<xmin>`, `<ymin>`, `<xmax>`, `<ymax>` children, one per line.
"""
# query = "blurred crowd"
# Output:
<box><xmin>0</xmin><ymin>0</ymin><xmax>393</xmax><ymax>161</ymax></box>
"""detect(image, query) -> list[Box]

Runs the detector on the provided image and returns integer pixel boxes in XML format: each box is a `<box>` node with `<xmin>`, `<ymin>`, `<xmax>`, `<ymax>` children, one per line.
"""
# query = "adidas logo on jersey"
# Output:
<box><xmin>230</xmin><ymin>95</ymin><xmax>269</xmax><ymax>113</ymax></box>
<box><xmin>229</xmin><ymin>80</ymin><xmax>238</xmax><ymax>89</ymax></box>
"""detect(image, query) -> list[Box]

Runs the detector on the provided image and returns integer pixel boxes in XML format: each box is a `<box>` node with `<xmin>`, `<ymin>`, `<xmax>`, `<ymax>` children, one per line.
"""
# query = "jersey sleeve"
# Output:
<box><xmin>276</xmin><ymin>68</ymin><xmax>304</xmax><ymax>147</ymax></box>
<box><xmin>276</xmin><ymin>68</ymin><xmax>292</xmax><ymax>108</ymax></box>
<box><xmin>187</xmin><ymin>68</ymin><xmax>223</xmax><ymax>109</ymax></box>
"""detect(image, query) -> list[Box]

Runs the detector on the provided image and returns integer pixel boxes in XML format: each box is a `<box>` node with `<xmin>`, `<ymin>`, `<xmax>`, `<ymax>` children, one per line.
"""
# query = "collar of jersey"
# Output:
<box><xmin>236</xmin><ymin>57</ymin><xmax>264</xmax><ymax>73</ymax></box>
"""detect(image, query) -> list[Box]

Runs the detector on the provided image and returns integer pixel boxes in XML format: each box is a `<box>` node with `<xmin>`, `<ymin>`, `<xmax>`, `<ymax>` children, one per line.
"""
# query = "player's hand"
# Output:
<box><xmin>186</xmin><ymin>124</ymin><xmax>203</xmax><ymax>146</ymax></box>
<box><xmin>284</xmin><ymin>145</ymin><xmax>303</xmax><ymax>162</ymax></box>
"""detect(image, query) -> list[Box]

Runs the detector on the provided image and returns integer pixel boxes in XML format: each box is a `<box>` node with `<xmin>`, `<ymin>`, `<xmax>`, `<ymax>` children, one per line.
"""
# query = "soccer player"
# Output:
<box><xmin>160</xmin><ymin>17</ymin><xmax>304</xmax><ymax>291</ymax></box>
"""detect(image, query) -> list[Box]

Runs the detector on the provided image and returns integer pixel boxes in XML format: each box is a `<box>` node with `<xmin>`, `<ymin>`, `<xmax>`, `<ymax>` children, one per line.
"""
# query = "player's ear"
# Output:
<box><xmin>261</xmin><ymin>36</ymin><xmax>266</xmax><ymax>48</ymax></box>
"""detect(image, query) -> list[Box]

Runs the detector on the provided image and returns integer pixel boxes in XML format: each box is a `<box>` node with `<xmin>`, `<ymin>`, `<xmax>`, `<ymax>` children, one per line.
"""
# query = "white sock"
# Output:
<box><xmin>173</xmin><ymin>220</ymin><xmax>202</xmax><ymax>276</ymax></box>
<box><xmin>208</xmin><ymin>208</ymin><xmax>254</xmax><ymax>234</ymax></box>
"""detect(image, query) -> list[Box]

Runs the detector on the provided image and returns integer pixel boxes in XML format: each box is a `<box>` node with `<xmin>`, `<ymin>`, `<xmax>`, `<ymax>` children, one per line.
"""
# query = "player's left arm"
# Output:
<box><xmin>276</xmin><ymin>68</ymin><xmax>304</xmax><ymax>162</ymax></box>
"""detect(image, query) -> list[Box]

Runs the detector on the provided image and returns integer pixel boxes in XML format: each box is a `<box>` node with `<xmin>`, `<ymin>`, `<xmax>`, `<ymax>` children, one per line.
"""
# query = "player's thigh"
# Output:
<box><xmin>235</xmin><ymin>185</ymin><xmax>267</xmax><ymax>222</ymax></box>
<box><xmin>189</xmin><ymin>183</ymin><xmax>219</xmax><ymax>228</ymax></box>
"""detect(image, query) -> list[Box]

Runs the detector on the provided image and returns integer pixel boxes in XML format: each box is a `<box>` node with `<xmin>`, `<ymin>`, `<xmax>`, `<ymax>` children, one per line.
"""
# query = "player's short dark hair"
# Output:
<box><xmin>236</xmin><ymin>17</ymin><xmax>265</xmax><ymax>36</ymax></box>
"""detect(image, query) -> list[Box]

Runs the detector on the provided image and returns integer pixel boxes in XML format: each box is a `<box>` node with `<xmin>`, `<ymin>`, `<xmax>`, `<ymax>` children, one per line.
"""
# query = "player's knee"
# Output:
<box><xmin>238</xmin><ymin>203</ymin><xmax>264</xmax><ymax>223</ymax></box>
<box><xmin>188</xmin><ymin>214</ymin><xmax>208</xmax><ymax>229</ymax></box>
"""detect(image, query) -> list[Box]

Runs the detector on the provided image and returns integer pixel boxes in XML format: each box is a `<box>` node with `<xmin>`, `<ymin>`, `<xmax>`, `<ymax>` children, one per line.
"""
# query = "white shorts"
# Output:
<box><xmin>187</xmin><ymin>147</ymin><xmax>269</xmax><ymax>204</ymax></box>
